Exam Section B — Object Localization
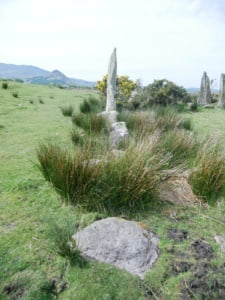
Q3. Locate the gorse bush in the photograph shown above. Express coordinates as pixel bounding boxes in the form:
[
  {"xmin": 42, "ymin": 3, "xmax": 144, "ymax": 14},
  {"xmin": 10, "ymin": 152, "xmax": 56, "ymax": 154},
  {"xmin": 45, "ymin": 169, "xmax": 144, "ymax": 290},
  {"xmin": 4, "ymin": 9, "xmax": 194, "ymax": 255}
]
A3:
[
  {"xmin": 72, "ymin": 113, "xmax": 107, "ymax": 134},
  {"xmin": 189, "ymin": 138, "xmax": 225, "ymax": 204},
  {"xmin": 37, "ymin": 136, "xmax": 169, "ymax": 212},
  {"xmin": 2, "ymin": 82, "xmax": 8, "ymax": 89},
  {"xmin": 80, "ymin": 96, "xmax": 102, "ymax": 114},
  {"xmin": 60, "ymin": 105, "xmax": 74, "ymax": 117}
]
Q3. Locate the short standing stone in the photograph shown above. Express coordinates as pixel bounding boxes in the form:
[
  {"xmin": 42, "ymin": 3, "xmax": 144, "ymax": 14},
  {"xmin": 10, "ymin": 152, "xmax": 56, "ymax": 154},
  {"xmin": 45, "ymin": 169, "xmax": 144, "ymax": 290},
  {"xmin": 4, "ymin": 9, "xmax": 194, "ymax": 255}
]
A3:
[
  {"xmin": 217, "ymin": 74, "xmax": 225, "ymax": 107},
  {"xmin": 72, "ymin": 217, "xmax": 159, "ymax": 278},
  {"xmin": 109, "ymin": 122, "xmax": 129, "ymax": 147},
  {"xmin": 198, "ymin": 72, "xmax": 212, "ymax": 105}
]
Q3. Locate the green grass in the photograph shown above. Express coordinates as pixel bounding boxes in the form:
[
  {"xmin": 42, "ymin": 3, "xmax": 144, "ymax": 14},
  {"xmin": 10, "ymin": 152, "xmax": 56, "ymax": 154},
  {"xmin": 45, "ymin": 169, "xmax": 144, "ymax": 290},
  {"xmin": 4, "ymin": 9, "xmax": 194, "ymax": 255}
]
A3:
[{"xmin": 1, "ymin": 81, "xmax": 225, "ymax": 299}]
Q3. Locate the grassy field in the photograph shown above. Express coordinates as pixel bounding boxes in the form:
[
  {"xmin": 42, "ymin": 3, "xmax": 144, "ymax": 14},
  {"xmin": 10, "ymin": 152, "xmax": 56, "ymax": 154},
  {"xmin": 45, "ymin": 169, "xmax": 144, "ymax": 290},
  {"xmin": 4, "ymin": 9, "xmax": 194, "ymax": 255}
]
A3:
[{"xmin": 1, "ymin": 81, "xmax": 225, "ymax": 299}]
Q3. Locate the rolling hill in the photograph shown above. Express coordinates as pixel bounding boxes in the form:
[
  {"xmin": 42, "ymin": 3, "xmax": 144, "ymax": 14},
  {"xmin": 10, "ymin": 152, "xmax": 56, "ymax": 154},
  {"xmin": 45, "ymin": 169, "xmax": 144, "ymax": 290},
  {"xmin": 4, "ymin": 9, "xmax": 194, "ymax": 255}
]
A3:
[{"xmin": 0, "ymin": 63, "xmax": 96, "ymax": 87}]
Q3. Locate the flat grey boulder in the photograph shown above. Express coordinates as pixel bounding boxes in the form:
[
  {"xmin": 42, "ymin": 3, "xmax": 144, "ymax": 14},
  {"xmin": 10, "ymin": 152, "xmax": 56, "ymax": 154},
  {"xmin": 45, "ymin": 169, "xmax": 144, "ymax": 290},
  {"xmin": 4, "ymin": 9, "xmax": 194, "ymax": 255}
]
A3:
[
  {"xmin": 214, "ymin": 235, "xmax": 225, "ymax": 252},
  {"xmin": 72, "ymin": 217, "xmax": 159, "ymax": 278}
]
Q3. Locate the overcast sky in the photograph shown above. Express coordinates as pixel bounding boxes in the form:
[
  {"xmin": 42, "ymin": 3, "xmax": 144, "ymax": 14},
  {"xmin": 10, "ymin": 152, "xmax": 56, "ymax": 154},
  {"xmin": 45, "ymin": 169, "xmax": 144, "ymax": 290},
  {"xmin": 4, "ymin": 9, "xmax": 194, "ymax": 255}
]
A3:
[{"xmin": 0, "ymin": 0, "xmax": 225, "ymax": 87}]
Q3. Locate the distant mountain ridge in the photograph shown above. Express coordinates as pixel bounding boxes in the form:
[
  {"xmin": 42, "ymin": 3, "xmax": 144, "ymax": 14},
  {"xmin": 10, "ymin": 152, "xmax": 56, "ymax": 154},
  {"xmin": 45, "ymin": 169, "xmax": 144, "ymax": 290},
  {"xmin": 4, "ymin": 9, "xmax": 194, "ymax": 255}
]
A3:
[{"xmin": 0, "ymin": 63, "xmax": 96, "ymax": 87}]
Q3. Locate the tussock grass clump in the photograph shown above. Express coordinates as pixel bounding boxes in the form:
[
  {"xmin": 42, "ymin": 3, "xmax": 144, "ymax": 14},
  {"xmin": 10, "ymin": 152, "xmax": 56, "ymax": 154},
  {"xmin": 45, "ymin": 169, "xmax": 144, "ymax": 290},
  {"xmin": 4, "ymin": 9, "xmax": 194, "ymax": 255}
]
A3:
[
  {"xmin": 2, "ymin": 82, "xmax": 8, "ymax": 89},
  {"xmin": 12, "ymin": 91, "xmax": 18, "ymax": 98},
  {"xmin": 72, "ymin": 113, "xmax": 107, "ymax": 134},
  {"xmin": 118, "ymin": 107, "xmax": 192, "ymax": 136},
  {"xmin": 37, "ymin": 137, "xmax": 168, "ymax": 212},
  {"xmin": 190, "ymin": 137, "xmax": 225, "ymax": 203},
  {"xmin": 80, "ymin": 96, "xmax": 102, "ymax": 114},
  {"xmin": 153, "ymin": 106, "xmax": 192, "ymax": 131},
  {"xmin": 161, "ymin": 129, "xmax": 197, "ymax": 166},
  {"xmin": 71, "ymin": 129, "xmax": 86, "ymax": 146},
  {"xmin": 45, "ymin": 218, "xmax": 86, "ymax": 266},
  {"xmin": 60, "ymin": 105, "xmax": 74, "ymax": 117},
  {"xmin": 118, "ymin": 110, "xmax": 155, "ymax": 134}
]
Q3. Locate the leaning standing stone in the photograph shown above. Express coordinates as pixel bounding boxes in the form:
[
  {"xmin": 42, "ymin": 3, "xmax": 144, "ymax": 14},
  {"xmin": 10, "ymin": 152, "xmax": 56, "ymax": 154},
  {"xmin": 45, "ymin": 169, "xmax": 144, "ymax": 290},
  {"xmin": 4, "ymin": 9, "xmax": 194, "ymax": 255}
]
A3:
[
  {"xmin": 72, "ymin": 217, "xmax": 159, "ymax": 279},
  {"xmin": 217, "ymin": 73, "xmax": 225, "ymax": 107},
  {"xmin": 198, "ymin": 72, "xmax": 212, "ymax": 105}
]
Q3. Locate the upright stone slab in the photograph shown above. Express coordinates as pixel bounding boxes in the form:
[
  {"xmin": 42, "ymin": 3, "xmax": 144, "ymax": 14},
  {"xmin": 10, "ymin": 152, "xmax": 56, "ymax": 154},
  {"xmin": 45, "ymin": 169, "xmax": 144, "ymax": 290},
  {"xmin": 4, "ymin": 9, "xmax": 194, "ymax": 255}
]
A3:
[
  {"xmin": 218, "ymin": 73, "xmax": 225, "ymax": 107},
  {"xmin": 106, "ymin": 48, "xmax": 117, "ymax": 112},
  {"xmin": 198, "ymin": 72, "xmax": 212, "ymax": 105}
]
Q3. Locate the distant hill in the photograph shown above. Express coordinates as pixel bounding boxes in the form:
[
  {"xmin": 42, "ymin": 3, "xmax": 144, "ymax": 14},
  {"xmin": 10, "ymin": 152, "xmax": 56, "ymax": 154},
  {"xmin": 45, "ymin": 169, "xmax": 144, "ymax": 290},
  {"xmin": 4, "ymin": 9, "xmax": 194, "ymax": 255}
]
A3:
[{"xmin": 0, "ymin": 63, "xmax": 96, "ymax": 87}]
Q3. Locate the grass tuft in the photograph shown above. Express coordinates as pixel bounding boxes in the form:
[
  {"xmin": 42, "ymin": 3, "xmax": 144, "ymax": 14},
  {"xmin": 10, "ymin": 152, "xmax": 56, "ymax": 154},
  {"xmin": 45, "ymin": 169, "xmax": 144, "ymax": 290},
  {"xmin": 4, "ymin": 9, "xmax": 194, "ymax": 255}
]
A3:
[
  {"xmin": 45, "ymin": 218, "xmax": 86, "ymax": 266},
  {"xmin": 79, "ymin": 96, "xmax": 102, "ymax": 114},
  {"xmin": 189, "ymin": 137, "xmax": 225, "ymax": 203},
  {"xmin": 72, "ymin": 113, "xmax": 107, "ymax": 134},
  {"xmin": 60, "ymin": 105, "xmax": 74, "ymax": 117}
]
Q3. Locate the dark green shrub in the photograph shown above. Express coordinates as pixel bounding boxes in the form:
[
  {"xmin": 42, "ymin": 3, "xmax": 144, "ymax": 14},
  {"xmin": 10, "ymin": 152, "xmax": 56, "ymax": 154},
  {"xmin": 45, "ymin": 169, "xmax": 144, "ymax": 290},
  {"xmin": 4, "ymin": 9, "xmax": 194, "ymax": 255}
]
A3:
[
  {"xmin": 12, "ymin": 92, "xmax": 18, "ymax": 98},
  {"xmin": 142, "ymin": 79, "xmax": 190, "ymax": 106},
  {"xmin": 2, "ymin": 82, "xmax": 8, "ymax": 89},
  {"xmin": 60, "ymin": 105, "xmax": 74, "ymax": 117}
]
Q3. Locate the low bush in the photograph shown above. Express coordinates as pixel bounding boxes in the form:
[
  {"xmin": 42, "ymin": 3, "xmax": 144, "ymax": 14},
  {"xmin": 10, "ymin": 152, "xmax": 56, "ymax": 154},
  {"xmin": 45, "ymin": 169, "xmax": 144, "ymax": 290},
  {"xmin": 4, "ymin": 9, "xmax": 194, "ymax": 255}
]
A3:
[
  {"xmin": 72, "ymin": 113, "xmax": 107, "ymax": 134},
  {"xmin": 189, "ymin": 138, "xmax": 225, "ymax": 204},
  {"xmin": 60, "ymin": 105, "xmax": 74, "ymax": 117},
  {"xmin": 2, "ymin": 82, "xmax": 8, "ymax": 89}
]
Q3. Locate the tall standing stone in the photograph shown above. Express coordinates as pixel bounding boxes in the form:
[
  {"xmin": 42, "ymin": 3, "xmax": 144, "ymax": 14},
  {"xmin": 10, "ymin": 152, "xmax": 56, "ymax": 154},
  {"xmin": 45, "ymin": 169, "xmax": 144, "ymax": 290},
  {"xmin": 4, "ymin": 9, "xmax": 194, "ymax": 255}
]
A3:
[
  {"xmin": 106, "ymin": 48, "xmax": 117, "ymax": 112},
  {"xmin": 198, "ymin": 72, "xmax": 212, "ymax": 105},
  {"xmin": 218, "ymin": 73, "xmax": 225, "ymax": 107}
]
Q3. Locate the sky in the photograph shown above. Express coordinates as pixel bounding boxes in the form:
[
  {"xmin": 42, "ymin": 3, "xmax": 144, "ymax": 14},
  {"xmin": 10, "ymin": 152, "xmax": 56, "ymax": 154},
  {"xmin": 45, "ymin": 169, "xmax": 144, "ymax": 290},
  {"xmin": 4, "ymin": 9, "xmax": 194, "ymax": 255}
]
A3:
[{"xmin": 0, "ymin": 0, "xmax": 225, "ymax": 88}]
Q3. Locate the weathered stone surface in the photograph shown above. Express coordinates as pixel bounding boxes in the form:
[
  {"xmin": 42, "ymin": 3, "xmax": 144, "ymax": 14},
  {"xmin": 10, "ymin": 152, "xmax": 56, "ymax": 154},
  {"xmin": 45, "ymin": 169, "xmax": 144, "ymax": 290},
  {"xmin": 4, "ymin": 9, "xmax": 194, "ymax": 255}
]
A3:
[
  {"xmin": 72, "ymin": 217, "xmax": 159, "ymax": 278},
  {"xmin": 106, "ymin": 48, "xmax": 117, "ymax": 112},
  {"xmin": 99, "ymin": 110, "xmax": 118, "ymax": 123},
  {"xmin": 198, "ymin": 72, "xmax": 212, "ymax": 105},
  {"xmin": 109, "ymin": 122, "xmax": 129, "ymax": 147},
  {"xmin": 158, "ymin": 171, "xmax": 200, "ymax": 206},
  {"xmin": 218, "ymin": 74, "xmax": 225, "ymax": 107},
  {"xmin": 214, "ymin": 235, "xmax": 225, "ymax": 252}
]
